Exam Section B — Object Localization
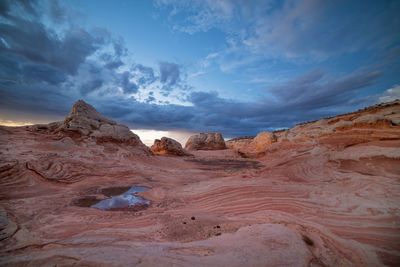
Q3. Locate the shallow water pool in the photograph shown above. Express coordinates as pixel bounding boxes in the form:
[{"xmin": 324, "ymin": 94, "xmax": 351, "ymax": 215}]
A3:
[{"xmin": 91, "ymin": 186, "xmax": 150, "ymax": 211}]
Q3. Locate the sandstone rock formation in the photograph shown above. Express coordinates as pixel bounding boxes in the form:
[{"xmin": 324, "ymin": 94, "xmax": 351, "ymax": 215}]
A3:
[
  {"xmin": 8, "ymin": 100, "xmax": 152, "ymax": 183},
  {"xmin": 286, "ymin": 101, "xmax": 399, "ymax": 139},
  {"xmin": 151, "ymin": 137, "xmax": 192, "ymax": 156},
  {"xmin": 26, "ymin": 100, "xmax": 151, "ymax": 155},
  {"xmin": 230, "ymin": 100, "xmax": 400, "ymax": 157},
  {"xmin": 57, "ymin": 100, "xmax": 145, "ymax": 146},
  {"xmin": 185, "ymin": 132, "xmax": 226, "ymax": 150},
  {"xmin": 64, "ymin": 99, "xmax": 116, "ymax": 135},
  {"xmin": 251, "ymin": 131, "xmax": 277, "ymax": 152},
  {"xmin": 227, "ymin": 131, "xmax": 277, "ymax": 157},
  {"xmin": 0, "ymin": 100, "xmax": 399, "ymax": 266},
  {"xmin": 225, "ymin": 136, "xmax": 254, "ymax": 151}
]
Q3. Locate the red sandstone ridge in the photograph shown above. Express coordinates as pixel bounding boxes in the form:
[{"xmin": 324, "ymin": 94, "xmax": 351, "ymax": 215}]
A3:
[
  {"xmin": 228, "ymin": 100, "xmax": 400, "ymax": 158},
  {"xmin": 0, "ymin": 100, "xmax": 400, "ymax": 266}
]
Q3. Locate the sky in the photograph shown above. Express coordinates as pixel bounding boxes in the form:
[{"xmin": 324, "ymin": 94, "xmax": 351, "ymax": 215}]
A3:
[{"xmin": 0, "ymin": 0, "xmax": 400, "ymax": 144}]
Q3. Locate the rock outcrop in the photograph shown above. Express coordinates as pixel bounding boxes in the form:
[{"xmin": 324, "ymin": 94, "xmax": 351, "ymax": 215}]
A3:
[
  {"xmin": 1, "ymin": 100, "xmax": 400, "ymax": 267},
  {"xmin": 58, "ymin": 100, "xmax": 141, "ymax": 144},
  {"xmin": 151, "ymin": 137, "xmax": 192, "ymax": 156},
  {"xmin": 226, "ymin": 136, "xmax": 253, "ymax": 151},
  {"xmin": 280, "ymin": 100, "xmax": 400, "ymax": 143},
  {"xmin": 251, "ymin": 131, "xmax": 277, "ymax": 153},
  {"xmin": 226, "ymin": 132, "xmax": 277, "ymax": 157},
  {"xmin": 185, "ymin": 133, "xmax": 226, "ymax": 150},
  {"xmin": 229, "ymin": 100, "xmax": 400, "ymax": 157},
  {"xmin": 26, "ymin": 100, "xmax": 151, "ymax": 156}
]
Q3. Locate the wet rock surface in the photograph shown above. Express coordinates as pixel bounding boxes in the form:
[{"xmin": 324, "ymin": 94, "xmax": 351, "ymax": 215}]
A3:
[
  {"xmin": 73, "ymin": 186, "xmax": 151, "ymax": 211},
  {"xmin": 73, "ymin": 196, "xmax": 102, "ymax": 208},
  {"xmin": 92, "ymin": 186, "xmax": 150, "ymax": 211}
]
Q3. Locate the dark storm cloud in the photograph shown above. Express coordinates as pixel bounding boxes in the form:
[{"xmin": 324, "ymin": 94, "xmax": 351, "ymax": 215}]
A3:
[
  {"xmin": 0, "ymin": 0, "xmax": 10, "ymax": 15},
  {"xmin": 0, "ymin": 68, "xmax": 381, "ymax": 137},
  {"xmin": 133, "ymin": 64, "xmax": 156, "ymax": 85},
  {"xmin": 270, "ymin": 70, "xmax": 381, "ymax": 110},
  {"xmin": 145, "ymin": 91, "xmax": 156, "ymax": 103},
  {"xmin": 0, "ymin": 0, "xmax": 39, "ymax": 17},
  {"xmin": 80, "ymin": 78, "xmax": 104, "ymax": 95},
  {"xmin": 48, "ymin": 0, "xmax": 67, "ymax": 24},
  {"xmin": 0, "ymin": 0, "xmax": 388, "ymax": 138},
  {"xmin": 98, "ymin": 38, "xmax": 126, "ymax": 70},
  {"xmin": 104, "ymin": 58, "xmax": 124, "ymax": 70},
  {"xmin": 188, "ymin": 91, "xmax": 221, "ymax": 107},
  {"xmin": 0, "ymin": 52, "xmax": 21, "ymax": 82},
  {"xmin": 1, "ymin": 18, "xmax": 58, "ymax": 63},
  {"xmin": 98, "ymin": 53, "xmax": 123, "ymax": 70},
  {"xmin": 98, "ymin": 98, "xmax": 195, "ymax": 129},
  {"xmin": 113, "ymin": 38, "xmax": 127, "ymax": 57},
  {"xmin": 22, "ymin": 63, "xmax": 67, "ymax": 85},
  {"xmin": 0, "ymin": 83, "xmax": 73, "ymax": 117},
  {"xmin": 159, "ymin": 61, "xmax": 180, "ymax": 86},
  {"xmin": 0, "ymin": 0, "xmax": 143, "ymax": 95},
  {"xmin": 120, "ymin": 71, "xmax": 139, "ymax": 94},
  {"xmin": 53, "ymin": 29, "xmax": 105, "ymax": 75},
  {"xmin": 171, "ymin": 68, "xmax": 382, "ymax": 136},
  {"xmin": 0, "ymin": 17, "xmax": 101, "ymax": 75}
]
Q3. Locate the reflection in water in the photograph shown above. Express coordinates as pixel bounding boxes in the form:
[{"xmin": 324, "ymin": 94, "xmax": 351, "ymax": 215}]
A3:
[{"xmin": 91, "ymin": 186, "xmax": 150, "ymax": 210}]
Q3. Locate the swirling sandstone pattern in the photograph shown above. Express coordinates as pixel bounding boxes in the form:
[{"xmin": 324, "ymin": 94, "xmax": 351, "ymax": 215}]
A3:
[{"xmin": 0, "ymin": 100, "xmax": 399, "ymax": 266}]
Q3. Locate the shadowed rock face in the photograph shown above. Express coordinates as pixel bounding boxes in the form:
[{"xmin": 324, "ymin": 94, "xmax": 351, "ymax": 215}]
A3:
[
  {"xmin": 185, "ymin": 133, "xmax": 226, "ymax": 150},
  {"xmin": 0, "ymin": 100, "xmax": 400, "ymax": 266},
  {"xmin": 151, "ymin": 137, "xmax": 192, "ymax": 156}
]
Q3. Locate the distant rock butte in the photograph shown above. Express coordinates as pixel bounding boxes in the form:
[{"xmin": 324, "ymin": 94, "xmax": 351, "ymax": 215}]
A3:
[
  {"xmin": 185, "ymin": 132, "xmax": 226, "ymax": 150},
  {"xmin": 151, "ymin": 137, "xmax": 192, "ymax": 156}
]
